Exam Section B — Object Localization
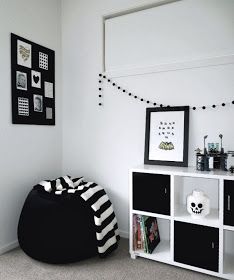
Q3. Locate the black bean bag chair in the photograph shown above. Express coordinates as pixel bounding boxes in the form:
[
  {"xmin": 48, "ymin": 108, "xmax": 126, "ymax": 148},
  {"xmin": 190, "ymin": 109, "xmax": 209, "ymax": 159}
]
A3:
[{"xmin": 18, "ymin": 186, "xmax": 98, "ymax": 264}]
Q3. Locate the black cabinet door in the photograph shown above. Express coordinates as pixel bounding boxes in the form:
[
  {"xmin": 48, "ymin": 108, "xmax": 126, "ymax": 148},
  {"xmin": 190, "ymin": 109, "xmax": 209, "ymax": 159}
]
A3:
[
  {"xmin": 224, "ymin": 180, "xmax": 234, "ymax": 226},
  {"xmin": 174, "ymin": 222, "xmax": 219, "ymax": 272},
  {"xmin": 132, "ymin": 172, "xmax": 170, "ymax": 215}
]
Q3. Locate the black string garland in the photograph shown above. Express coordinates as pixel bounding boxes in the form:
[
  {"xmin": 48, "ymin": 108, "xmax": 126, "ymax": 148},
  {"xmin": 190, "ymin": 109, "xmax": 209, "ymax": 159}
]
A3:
[
  {"xmin": 98, "ymin": 73, "xmax": 234, "ymax": 110},
  {"xmin": 98, "ymin": 74, "xmax": 103, "ymax": 106}
]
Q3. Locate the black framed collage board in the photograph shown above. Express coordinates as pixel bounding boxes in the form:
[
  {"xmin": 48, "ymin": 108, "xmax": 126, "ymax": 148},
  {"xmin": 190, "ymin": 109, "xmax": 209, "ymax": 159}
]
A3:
[{"xmin": 11, "ymin": 33, "xmax": 55, "ymax": 125}]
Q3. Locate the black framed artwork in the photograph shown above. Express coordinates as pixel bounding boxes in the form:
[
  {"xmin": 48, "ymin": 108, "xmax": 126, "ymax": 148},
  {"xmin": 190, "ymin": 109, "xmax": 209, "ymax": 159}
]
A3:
[
  {"xmin": 144, "ymin": 106, "xmax": 189, "ymax": 167},
  {"xmin": 11, "ymin": 33, "xmax": 55, "ymax": 125}
]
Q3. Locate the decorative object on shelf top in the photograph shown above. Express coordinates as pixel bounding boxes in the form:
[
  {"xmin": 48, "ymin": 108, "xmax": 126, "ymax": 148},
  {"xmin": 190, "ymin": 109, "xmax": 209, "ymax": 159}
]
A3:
[
  {"xmin": 228, "ymin": 151, "xmax": 234, "ymax": 157},
  {"xmin": 187, "ymin": 190, "xmax": 210, "ymax": 219},
  {"xmin": 203, "ymin": 135, "xmax": 208, "ymax": 155},
  {"xmin": 98, "ymin": 73, "xmax": 234, "ymax": 110},
  {"xmin": 229, "ymin": 166, "xmax": 234, "ymax": 174},
  {"xmin": 228, "ymin": 152, "xmax": 234, "ymax": 174},
  {"xmin": 195, "ymin": 134, "xmax": 230, "ymax": 172}
]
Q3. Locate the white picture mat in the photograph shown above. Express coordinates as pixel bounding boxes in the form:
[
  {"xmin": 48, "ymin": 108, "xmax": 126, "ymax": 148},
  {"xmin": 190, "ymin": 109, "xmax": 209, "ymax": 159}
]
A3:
[
  {"xmin": 148, "ymin": 111, "xmax": 185, "ymax": 162},
  {"xmin": 44, "ymin": 82, "xmax": 53, "ymax": 98}
]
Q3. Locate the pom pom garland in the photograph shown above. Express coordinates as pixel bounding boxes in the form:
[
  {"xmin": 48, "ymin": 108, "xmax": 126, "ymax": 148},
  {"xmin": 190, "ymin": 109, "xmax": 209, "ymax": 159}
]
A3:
[{"xmin": 98, "ymin": 73, "xmax": 233, "ymax": 110}]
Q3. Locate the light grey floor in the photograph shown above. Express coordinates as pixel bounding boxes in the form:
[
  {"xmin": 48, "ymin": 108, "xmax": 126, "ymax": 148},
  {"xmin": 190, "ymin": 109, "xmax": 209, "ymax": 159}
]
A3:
[{"xmin": 0, "ymin": 239, "xmax": 219, "ymax": 280}]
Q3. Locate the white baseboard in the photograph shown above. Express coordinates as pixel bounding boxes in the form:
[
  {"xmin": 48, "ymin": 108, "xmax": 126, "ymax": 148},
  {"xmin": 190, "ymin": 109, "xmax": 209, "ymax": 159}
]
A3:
[
  {"xmin": 0, "ymin": 240, "xmax": 19, "ymax": 255},
  {"xmin": 119, "ymin": 229, "xmax": 129, "ymax": 239}
]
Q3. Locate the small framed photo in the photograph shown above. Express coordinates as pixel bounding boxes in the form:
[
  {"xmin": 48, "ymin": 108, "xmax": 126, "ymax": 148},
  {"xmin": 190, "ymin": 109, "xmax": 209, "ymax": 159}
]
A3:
[
  {"xmin": 17, "ymin": 40, "xmax": 32, "ymax": 68},
  {"xmin": 33, "ymin": 95, "xmax": 43, "ymax": 112},
  {"xmin": 144, "ymin": 106, "xmax": 189, "ymax": 167},
  {"xmin": 44, "ymin": 81, "xmax": 53, "ymax": 98},
  {"xmin": 46, "ymin": 107, "xmax": 53, "ymax": 119},
  {"xmin": 31, "ymin": 70, "xmax": 41, "ymax": 88},
  {"xmin": 16, "ymin": 71, "xmax": 27, "ymax": 91}
]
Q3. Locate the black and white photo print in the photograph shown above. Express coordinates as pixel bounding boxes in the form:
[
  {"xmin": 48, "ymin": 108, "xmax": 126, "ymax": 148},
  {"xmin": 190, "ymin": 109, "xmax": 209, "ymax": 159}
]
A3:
[
  {"xmin": 11, "ymin": 33, "xmax": 55, "ymax": 125},
  {"xmin": 46, "ymin": 107, "xmax": 53, "ymax": 119},
  {"xmin": 16, "ymin": 71, "xmax": 27, "ymax": 91},
  {"xmin": 144, "ymin": 106, "xmax": 189, "ymax": 167},
  {"xmin": 33, "ymin": 95, "xmax": 43, "ymax": 112}
]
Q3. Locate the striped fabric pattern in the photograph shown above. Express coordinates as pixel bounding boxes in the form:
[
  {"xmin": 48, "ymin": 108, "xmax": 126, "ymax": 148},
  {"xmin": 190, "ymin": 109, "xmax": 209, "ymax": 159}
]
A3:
[
  {"xmin": 77, "ymin": 181, "xmax": 120, "ymax": 256},
  {"xmin": 38, "ymin": 176, "xmax": 120, "ymax": 257}
]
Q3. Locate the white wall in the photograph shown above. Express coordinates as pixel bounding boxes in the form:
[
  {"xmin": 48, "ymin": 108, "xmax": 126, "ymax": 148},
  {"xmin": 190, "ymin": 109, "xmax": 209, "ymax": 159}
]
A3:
[
  {"xmin": 62, "ymin": 0, "xmax": 234, "ymax": 237},
  {"xmin": 0, "ymin": 0, "xmax": 62, "ymax": 252},
  {"xmin": 61, "ymin": 0, "xmax": 234, "ymax": 237},
  {"xmin": 105, "ymin": 0, "xmax": 234, "ymax": 71}
]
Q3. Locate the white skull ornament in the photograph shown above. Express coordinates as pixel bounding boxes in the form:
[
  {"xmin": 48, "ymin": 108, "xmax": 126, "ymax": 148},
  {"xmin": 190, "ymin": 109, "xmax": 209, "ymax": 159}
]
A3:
[{"xmin": 187, "ymin": 190, "xmax": 210, "ymax": 219}]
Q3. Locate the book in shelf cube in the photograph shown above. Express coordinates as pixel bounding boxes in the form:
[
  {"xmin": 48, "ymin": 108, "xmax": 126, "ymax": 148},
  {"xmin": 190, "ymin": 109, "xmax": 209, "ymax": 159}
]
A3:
[{"xmin": 133, "ymin": 214, "xmax": 160, "ymax": 254}]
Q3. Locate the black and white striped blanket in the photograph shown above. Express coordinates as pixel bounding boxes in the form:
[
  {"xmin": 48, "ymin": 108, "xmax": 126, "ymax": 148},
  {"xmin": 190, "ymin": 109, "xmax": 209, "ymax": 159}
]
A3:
[{"xmin": 38, "ymin": 175, "xmax": 120, "ymax": 257}]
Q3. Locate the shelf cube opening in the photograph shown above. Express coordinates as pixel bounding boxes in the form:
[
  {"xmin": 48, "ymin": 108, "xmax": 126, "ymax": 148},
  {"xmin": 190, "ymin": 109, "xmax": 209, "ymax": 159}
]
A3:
[
  {"xmin": 223, "ymin": 229, "xmax": 234, "ymax": 276},
  {"xmin": 174, "ymin": 176, "xmax": 219, "ymax": 223},
  {"xmin": 132, "ymin": 215, "xmax": 170, "ymax": 258}
]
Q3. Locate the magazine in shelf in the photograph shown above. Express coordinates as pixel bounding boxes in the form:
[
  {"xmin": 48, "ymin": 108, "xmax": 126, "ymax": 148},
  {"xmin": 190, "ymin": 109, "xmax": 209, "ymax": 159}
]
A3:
[
  {"xmin": 144, "ymin": 216, "xmax": 160, "ymax": 254},
  {"xmin": 133, "ymin": 214, "xmax": 160, "ymax": 254}
]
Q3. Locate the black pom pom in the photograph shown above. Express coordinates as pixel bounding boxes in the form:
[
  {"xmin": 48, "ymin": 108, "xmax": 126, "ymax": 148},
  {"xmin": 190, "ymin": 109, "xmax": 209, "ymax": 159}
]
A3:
[
  {"xmin": 167, "ymin": 105, "xmax": 170, "ymax": 108},
  {"xmin": 118, "ymin": 86, "xmax": 121, "ymax": 90},
  {"xmin": 103, "ymin": 76, "xmax": 106, "ymax": 79},
  {"xmin": 99, "ymin": 80, "xmax": 102, "ymax": 83},
  {"xmin": 147, "ymin": 101, "xmax": 150, "ymax": 104},
  {"xmin": 193, "ymin": 107, "xmax": 196, "ymax": 110},
  {"xmin": 141, "ymin": 98, "xmax": 143, "ymax": 101},
  {"xmin": 108, "ymin": 79, "xmax": 111, "ymax": 82},
  {"xmin": 99, "ymin": 95, "xmax": 102, "ymax": 98},
  {"xmin": 222, "ymin": 103, "xmax": 225, "ymax": 106},
  {"xmin": 123, "ymin": 89, "xmax": 126, "ymax": 92},
  {"xmin": 98, "ymin": 103, "xmax": 102, "ymax": 106},
  {"xmin": 99, "ymin": 88, "xmax": 102, "ymax": 91},
  {"xmin": 160, "ymin": 104, "xmax": 163, "ymax": 107},
  {"xmin": 134, "ymin": 96, "xmax": 137, "ymax": 99},
  {"xmin": 99, "ymin": 74, "xmax": 102, "ymax": 77},
  {"xmin": 128, "ymin": 93, "xmax": 132, "ymax": 96},
  {"xmin": 212, "ymin": 105, "xmax": 216, "ymax": 108},
  {"xmin": 112, "ymin": 83, "xmax": 116, "ymax": 86},
  {"xmin": 153, "ymin": 103, "xmax": 156, "ymax": 106},
  {"xmin": 232, "ymin": 101, "xmax": 234, "ymax": 104},
  {"xmin": 202, "ymin": 106, "xmax": 206, "ymax": 110}
]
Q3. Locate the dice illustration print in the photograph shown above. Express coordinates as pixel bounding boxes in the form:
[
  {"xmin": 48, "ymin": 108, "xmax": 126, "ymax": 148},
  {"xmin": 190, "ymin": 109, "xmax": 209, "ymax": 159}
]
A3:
[{"xmin": 39, "ymin": 52, "xmax": 48, "ymax": 70}]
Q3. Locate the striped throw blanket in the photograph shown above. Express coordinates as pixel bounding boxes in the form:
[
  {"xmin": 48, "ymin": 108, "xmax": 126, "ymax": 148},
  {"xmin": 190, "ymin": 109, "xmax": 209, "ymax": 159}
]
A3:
[{"xmin": 38, "ymin": 176, "xmax": 120, "ymax": 257}]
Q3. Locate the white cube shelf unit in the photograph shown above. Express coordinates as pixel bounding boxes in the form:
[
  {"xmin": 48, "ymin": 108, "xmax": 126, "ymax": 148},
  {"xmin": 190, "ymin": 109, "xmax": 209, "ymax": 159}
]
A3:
[{"xmin": 129, "ymin": 165, "xmax": 234, "ymax": 280}]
